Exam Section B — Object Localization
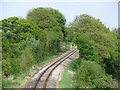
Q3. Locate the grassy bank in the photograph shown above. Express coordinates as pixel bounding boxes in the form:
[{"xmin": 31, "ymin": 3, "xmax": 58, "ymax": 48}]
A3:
[{"xmin": 58, "ymin": 62, "xmax": 76, "ymax": 88}]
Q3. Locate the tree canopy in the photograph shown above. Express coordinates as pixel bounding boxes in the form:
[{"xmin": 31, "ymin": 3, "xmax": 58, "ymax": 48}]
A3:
[
  {"xmin": 46, "ymin": 8, "xmax": 66, "ymax": 40},
  {"xmin": 27, "ymin": 8, "xmax": 66, "ymax": 41},
  {"xmin": 2, "ymin": 8, "xmax": 67, "ymax": 80},
  {"xmin": 27, "ymin": 8, "xmax": 60, "ymax": 31},
  {"xmin": 71, "ymin": 14, "xmax": 118, "ymax": 65},
  {"xmin": 69, "ymin": 14, "xmax": 119, "ymax": 88}
]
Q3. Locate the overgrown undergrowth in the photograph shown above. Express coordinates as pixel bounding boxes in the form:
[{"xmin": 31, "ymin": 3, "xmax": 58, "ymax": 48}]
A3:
[
  {"xmin": 2, "ymin": 42, "xmax": 72, "ymax": 88},
  {"xmin": 3, "ymin": 48, "xmax": 70, "ymax": 88}
]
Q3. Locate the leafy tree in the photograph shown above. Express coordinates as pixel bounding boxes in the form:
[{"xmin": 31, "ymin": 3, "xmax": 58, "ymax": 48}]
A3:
[
  {"xmin": 70, "ymin": 14, "xmax": 119, "ymax": 88},
  {"xmin": 65, "ymin": 27, "xmax": 74, "ymax": 42},
  {"xmin": 70, "ymin": 14, "xmax": 118, "ymax": 78},
  {"xmin": 27, "ymin": 8, "xmax": 61, "ymax": 32},
  {"xmin": 74, "ymin": 33, "xmax": 99, "ymax": 62},
  {"xmin": 2, "ymin": 17, "xmax": 47, "ymax": 77},
  {"xmin": 2, "ymin": 17, "xmax": 43, "ymax": 59},
  {"xmin": 27, "ymin": 7, "xmax": 64, "ymax": 51},
  {"xmin": 2, "ymin": 11, "xmax": 66, "ymax": 80},
  {"xmin": 0, "ymin": 20, "xmax": 2, "ymax": 29},
  {"xmin": 46, "ymin": 8, "xmax": 66, "ymax": 40},
  {"xmin": 73, "ymin": 60, "xmax": 117, "ymax": 88}
]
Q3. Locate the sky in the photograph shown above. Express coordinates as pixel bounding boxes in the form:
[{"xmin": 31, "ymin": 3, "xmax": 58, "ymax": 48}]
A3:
[
  {"xmin": 118, "ymin": 2, "xmax": 120, "ymax": 28},
  {"xmin": 0, "ymin": 0, "xmax": 119, "ymax": 29}
]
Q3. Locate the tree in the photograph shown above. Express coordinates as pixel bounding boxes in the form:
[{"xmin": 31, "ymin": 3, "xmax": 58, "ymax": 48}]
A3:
[
  {"xmin": 27, "ymin": 7, "xmax": 64, "ymax": 51},
  {"xmin": 75, "ymin": 60, "xmax": 117, "ymax": 88},
  {"xmin": 65, "ymin": 27, "xmax": 74, "ymax": 42},
  {"xmin": 27, "ymin": 8, "xmax": 61, "ymax": 31},
  {"xmin": 2, "ymin": 17, "xmax": 47, "ymax": 77},
  {"xmin": 46, "ymin": 8, "xmax": 66, "ymax": 40},
  {"xmin": 74, "ymin": 33, "xmax": 99, "ymax": 62},
  {"xmin": 2, "ymin": 17, "xmax": 42, "ymax": 41},
  {"xmin": 70, "ymin": 14, "xmax": 119, "ymax": 82},
  {"xmin": 2, "ymin": 17, "xmax": 46, "ymax": 59}
]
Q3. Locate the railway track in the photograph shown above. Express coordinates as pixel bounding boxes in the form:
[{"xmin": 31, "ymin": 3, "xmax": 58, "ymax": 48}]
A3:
[{"xmin": 25, "ymin": 48, "xmax": 78, "ymax": 89}]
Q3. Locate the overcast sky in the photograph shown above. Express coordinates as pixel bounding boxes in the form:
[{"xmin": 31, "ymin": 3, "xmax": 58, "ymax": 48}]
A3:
[{"xmin": 0, "ymin": 0, "xmax": 119, "ymax": 29}]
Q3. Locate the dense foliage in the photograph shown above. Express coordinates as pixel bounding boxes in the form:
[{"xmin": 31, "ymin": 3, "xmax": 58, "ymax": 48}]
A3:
[
  {"xmin": 75, "ymin": 60, "xmax": 117, "ymax": 88},
  {"xmin": 26, "ymin": 7, "xmax": 66, "ymax": 51},
  {"xmin": 70, "ymin": 14, "xmax": 119, "ymax": 88},
  {"xmin": 1, "ymin": 7, "xmax": 119, "ymax": 88},
  {"xmin": 46, "ymin": 8, "xmax": 66, "ymax": 40},
  {"xmin": 2, "ymin": 7, "xmax": 68, "ymax": 88},
  {"xmin": 2, "ymin": 17, "xmax": 44, "ymax": 76},
  {"xmin": 0, "ymin": 32, "xmax": 1, "ymax": 88}
]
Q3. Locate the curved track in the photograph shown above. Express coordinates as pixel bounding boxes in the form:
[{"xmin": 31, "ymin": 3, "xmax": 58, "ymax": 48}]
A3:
[{"xmin": 25, "ymin": 48, "xmax": 78, "ymax": 89}]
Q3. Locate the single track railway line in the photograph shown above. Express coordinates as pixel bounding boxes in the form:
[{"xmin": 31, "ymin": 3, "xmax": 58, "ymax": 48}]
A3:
[{"xmin": 24, "ymin": 48, "xmax": 78, "ymax": 89}]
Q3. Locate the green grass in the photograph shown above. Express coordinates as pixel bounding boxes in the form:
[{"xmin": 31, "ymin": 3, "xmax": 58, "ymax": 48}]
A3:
[{"xmin": 58, "ymin": 65, "xmax": 76, "ymax": 88}]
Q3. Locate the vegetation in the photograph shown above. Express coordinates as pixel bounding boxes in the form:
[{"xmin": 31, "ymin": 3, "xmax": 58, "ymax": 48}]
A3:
[
  {"xmin": 75, "ymin": 60, "xmax": 118, "ymax": 88},
  {"xmin": 0, "ymin": 60, "xmax": 1, "ymax": 86},
  {"xmin": 67, "ymin": 14, "xmax": 119, "ymax": 88},
  {"xmin": 46, "ymin": 8, "xmax": 66, "ymax": 41},
  {"xmin": 27, "ymin": 7, "xmax": 65, "ymax": 51},
  {"xmin": 1, "ymin": 6, "xmax": 119, "ymax": 89},
  {"xmin": 0, "ymin": 30, "xmax": 2, "ymax": 89},
  {"xmin": 1, "ymin": 7, "xmax": 71, "ymax": 88},
  {"xmin": 58, "ymin": 65, "xmax": 75, "ymax": 88}
]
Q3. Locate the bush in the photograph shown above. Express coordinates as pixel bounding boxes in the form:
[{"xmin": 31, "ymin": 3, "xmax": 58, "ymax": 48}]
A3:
[
  {"xmin": 69, "ymin": 58, "xmax": 81, "ymax": 71},
  {"xmin": 74, "ymin": 33, "xmax": 99, "ymax": 62},
  {"xmin": 74, "ymin": 60, "xmax": 116, "ymax": 88},
  {"xmin": 2, "ymin": 59, "xmax": 12, "ymax": 76},
  {"xmin": 2, "ymin": 58, "xmax": 21, "ymax": 76},
  {"xmin": 20, "ymin": 47, "xmax": 35, "ymax": 69},
  {"xmin": 93, "ymin": 75, "xmax": 117, "ymax": 88}
]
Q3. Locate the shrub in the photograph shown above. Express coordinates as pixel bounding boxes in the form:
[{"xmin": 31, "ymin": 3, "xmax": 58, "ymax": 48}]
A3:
[
  {"xmin": 74, "ymin": 60, "xmax": 115, "ymax": 88},
  {"xmin": 20, "ymin": 47, "xmax": 35, "ymax": 71}
]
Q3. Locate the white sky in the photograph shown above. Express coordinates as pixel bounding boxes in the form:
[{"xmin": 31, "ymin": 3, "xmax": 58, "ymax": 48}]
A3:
[
  {"xmin": 0, "ymin": 0, "xmax": 119, "ymax": 2},
  {"xmin": 0, "ymin": 0, "xmax": 119, "ymax": 29}
]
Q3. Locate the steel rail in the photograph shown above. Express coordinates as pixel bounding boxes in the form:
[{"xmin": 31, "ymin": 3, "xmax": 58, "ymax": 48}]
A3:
[{"xmin": 30, "ymin": 48, "xmax": 77, "ymax": 89}]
